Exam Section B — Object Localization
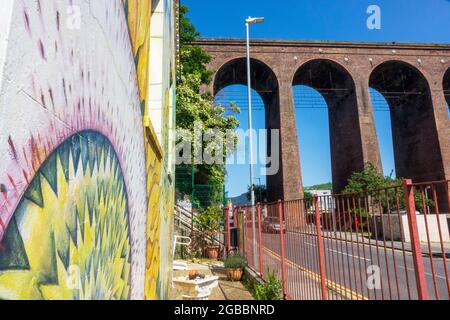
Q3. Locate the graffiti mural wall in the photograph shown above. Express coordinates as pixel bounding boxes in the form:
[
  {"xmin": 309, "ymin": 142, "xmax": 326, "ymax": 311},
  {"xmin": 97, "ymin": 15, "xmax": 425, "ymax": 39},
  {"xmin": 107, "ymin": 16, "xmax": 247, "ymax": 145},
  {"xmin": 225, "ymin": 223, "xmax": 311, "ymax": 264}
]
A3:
[
  {"xmin": 123, "ymin": 0, "xmax": 177, "ymax": 300},
  {"xmin": 0, "ymin": 131, "xmax": 133, "ymax": 299},
  {"xmin": 0, "ymin": 0, "xmax": 171, "ymax": 299}
]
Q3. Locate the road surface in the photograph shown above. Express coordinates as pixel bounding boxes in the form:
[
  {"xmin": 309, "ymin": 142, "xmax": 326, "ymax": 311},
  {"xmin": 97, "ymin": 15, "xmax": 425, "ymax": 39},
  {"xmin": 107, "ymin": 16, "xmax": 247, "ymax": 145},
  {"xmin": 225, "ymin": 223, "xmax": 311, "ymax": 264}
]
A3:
[{"xmin": 249, "ymin": 229, "xmax": 449, "ymax": 300}]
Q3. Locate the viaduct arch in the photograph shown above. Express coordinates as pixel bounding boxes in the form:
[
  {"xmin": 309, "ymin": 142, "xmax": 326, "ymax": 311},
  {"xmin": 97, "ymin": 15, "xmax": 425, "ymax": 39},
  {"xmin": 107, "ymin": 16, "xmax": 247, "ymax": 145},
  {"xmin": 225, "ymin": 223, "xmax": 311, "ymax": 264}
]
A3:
[
  {"xmin": 198, "ymin": 39, "xmax": 450, "ymax": 202},
  {"xmin": 369, "ymin": 61, "xmax": 444, "ymax": 182},
  {"xmin": 444, "ymin": 68, "xmax": 450, "ymax": 108},
  {"xmin": 214, "ymin": 58, "xmax": 288, "ymax": 200}
]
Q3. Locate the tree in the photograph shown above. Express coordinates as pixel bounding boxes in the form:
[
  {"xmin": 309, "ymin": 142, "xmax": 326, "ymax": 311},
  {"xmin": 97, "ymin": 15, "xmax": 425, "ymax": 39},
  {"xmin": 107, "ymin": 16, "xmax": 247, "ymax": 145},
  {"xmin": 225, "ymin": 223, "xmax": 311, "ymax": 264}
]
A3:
[
  {"xmin": 175, "ymin": 5, "xmax": 240, "ymax": 209},
  {"xmin": 194, "ymin": 207, "xmax": 223, "ymax": 233},
  {"xmin": 305, "ymin": 182, "xmax": 332, "ymax": 191},
  {"xmin": 303, "ymin": 191, "xmax": 314, "ymax": 203},
  {"xmin": 179, "ymin": 5, "xmax": 213, "ymax": 85},
  {"xmin": 176, "ymin": 72, "xmax": 239, "ymax": 209},
  {"xmin": 246, "ymin": 184, "xmax": 268, "ymax": 204},
  {"xmin": 343, "ymin": 163, "xmax": 432, "ymax": 214},
  {"xmin": 343, "ymin": 163, "xmax": 395, "ymax": 194}
]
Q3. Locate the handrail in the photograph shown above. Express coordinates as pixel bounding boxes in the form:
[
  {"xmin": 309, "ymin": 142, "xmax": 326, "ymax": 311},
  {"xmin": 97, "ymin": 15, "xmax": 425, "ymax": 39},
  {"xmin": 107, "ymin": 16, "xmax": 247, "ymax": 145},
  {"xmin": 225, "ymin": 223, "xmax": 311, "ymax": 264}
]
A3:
[{"xmin": 174, "ymin": 205, "xmax": 225, "ymax": 247}]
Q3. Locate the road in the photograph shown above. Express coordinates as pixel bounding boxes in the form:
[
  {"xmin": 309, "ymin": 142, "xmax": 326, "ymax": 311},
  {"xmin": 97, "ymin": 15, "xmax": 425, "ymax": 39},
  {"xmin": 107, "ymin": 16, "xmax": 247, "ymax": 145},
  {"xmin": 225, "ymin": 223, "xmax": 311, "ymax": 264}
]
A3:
[{"xmin": 254, "ymin": 230, "xmax": 450, "ymax": 300}]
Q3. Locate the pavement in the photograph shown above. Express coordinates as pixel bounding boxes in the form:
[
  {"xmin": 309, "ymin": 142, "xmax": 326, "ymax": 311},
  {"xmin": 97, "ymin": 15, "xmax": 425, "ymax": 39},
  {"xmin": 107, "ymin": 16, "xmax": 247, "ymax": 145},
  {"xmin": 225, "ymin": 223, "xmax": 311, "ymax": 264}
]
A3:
[{"xmin": 170, "ymin": 260, "xmax": 254, "ymax": 300}]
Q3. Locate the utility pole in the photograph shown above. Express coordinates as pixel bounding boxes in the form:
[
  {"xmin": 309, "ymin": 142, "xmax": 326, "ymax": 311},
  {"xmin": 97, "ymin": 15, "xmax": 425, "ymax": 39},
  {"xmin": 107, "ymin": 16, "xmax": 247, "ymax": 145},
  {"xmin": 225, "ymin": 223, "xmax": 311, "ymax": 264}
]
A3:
[{"xmin": 245, "ymin": 16, "xmax": 264, "ymax": 269}]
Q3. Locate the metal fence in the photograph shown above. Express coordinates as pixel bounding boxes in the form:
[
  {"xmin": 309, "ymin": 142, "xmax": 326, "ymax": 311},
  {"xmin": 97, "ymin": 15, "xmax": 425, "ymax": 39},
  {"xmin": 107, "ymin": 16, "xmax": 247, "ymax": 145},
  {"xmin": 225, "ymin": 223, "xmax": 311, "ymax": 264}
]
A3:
[{"xmin": 227, "ymin": 179, "xmax": 450, "ymax": 300}]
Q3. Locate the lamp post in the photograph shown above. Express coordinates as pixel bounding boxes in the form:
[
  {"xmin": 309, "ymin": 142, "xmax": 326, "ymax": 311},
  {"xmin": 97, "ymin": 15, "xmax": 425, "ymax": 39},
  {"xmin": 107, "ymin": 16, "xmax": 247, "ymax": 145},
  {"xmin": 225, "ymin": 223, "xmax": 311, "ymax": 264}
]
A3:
[{"xmin": 245, "ymin": 16, "xmax": 264, "ymax": 268}]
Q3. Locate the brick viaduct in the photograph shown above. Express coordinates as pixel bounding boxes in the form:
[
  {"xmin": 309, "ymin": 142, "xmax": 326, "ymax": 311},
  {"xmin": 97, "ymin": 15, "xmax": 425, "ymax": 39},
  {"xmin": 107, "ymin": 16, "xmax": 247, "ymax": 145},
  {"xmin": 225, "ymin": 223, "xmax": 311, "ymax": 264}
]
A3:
[{"xmin": 194, "ymin": 38, "xmax": 450, "ymax": 203}]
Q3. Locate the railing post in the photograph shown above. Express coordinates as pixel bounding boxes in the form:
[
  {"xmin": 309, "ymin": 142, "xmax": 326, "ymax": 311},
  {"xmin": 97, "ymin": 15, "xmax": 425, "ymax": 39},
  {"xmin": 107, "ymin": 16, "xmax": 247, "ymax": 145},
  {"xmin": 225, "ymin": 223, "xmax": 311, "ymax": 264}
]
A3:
[
  {"xmin": 257, "ymin": 203, "xmax": 263, "ymax": 276},
  {"xmin": 225, "ymin": 206, "xmax": 231, "ymax": 256},
  {"xmin": 190, "ymin": 207, "xmax": 194, "ymax": 235},
  {"xmin": 314, "ymin": 195, "xmax": 328, "ymax": 300},
  {"xmin": 403, "ymin": 179, "xmax": 429, "ymax": 300},
  {"xmin": 446, "ymin": 182, "xmax": 450, "ymax": 216},
  {"xmin": 278, "ymin": 200, "xmax": 288, "ymax": 299},
  {"xmin": 244, "ymin": 208, "xmax": 248, "ymax": 259}
]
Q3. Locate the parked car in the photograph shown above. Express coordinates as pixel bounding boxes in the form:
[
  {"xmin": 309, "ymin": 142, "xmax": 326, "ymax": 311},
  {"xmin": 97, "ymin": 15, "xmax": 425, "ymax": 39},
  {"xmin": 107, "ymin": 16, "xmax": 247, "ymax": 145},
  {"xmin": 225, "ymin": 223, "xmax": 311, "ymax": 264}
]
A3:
[
  {"xmin": 262, "ymin": 216, "xmax": 286, "ymax": 234},
  {"xmin": 391, "ymin": 210, "xmax": 421, "ymax": 215}
]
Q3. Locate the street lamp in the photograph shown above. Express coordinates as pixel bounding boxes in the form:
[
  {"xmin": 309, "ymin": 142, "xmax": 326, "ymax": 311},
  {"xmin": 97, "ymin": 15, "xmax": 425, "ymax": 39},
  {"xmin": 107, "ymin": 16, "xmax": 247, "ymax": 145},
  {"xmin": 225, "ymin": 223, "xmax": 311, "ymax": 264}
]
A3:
[{"xmin": 245, "ymin": 16, "xmax": 264, "ymax": 270}]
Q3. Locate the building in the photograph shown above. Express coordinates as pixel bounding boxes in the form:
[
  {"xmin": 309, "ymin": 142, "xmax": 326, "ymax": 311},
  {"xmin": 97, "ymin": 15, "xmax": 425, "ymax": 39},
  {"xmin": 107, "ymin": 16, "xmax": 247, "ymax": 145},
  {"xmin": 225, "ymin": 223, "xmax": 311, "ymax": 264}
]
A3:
[
  {"xmin": 0, "ymin": 0, "xmax": 178, "ymax": 300},
  {"xmin": 308, "ymin": 190, "xmax": 332, "ymax": 197}
]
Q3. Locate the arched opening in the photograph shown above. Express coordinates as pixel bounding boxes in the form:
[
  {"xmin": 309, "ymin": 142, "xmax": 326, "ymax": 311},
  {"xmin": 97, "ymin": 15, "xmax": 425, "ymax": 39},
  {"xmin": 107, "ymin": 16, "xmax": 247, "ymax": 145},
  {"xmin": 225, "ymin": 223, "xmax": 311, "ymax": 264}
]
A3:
[
  {"xmin": 213, "ymin": 58, "xmax": 283, "ymax": 201},
  {"xmin": 293, "ymin": 59, "xmax": 363, "ymax": 193},
  {"xmin": 215, "ymin": 85, "xmax": 267, "ymax": 201},
  {"xmin": 369, "ymin": 61, "xmax": 445, "ymax": 182},
  {"xmin": 292, "ymin": 85, "xmax": 331, "ymax": 190},
  {"xmin": 444, "ymin": 68, "xmax": 450, "ymax": 117},
  {"xmin": 369, "ymin": 88, "xmax": 396, "ymax": 178}
]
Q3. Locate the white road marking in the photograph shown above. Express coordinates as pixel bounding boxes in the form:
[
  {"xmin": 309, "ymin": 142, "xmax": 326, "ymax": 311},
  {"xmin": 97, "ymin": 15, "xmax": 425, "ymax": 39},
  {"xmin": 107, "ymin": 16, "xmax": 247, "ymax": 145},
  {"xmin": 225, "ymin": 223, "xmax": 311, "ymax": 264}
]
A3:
[
  {"xmin": 304, "ymin": 240, "xmax": 371, "ymax": 262},
  {"xmin": 327, "ymin": 248, "xmax": 371, "ymax": 262},
  {"xmin": 398, "ymin": 265, "xmax": 447, "ymax": 280}
]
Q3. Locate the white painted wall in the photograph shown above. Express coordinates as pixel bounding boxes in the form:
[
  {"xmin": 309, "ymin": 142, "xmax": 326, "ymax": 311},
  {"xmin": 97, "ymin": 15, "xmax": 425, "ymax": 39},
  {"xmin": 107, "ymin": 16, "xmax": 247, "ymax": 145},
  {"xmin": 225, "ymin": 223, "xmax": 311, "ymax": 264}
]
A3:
[
  {"xmin": 0, "ymin": 0, "xmax": 15, "ymax": 95},
  {"xmin": 402, "ymin": 214, "xmax": 450, "ymax": 243},
  {"xmin": 148, "ymin": 0, "xmax": 165, "ymax": 143}
]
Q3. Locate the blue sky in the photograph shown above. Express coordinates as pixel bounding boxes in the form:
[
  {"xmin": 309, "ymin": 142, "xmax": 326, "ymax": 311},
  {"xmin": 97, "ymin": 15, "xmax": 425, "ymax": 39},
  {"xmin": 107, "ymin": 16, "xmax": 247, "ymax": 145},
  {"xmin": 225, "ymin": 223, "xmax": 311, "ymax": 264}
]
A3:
[{"xmin": 183, "ymin": 0, "xmax": 450, "ymax": 197}]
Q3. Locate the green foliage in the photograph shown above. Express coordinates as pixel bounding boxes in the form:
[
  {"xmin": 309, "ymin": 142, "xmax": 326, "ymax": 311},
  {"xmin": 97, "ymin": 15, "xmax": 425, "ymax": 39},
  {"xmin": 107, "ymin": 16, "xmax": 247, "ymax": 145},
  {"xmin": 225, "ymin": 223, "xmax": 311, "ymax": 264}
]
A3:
[
  {"xmin": 305, "ymin": 182, "xmax": 332, "ymax": 191},
  {"xmin": 175, "ymin": 5, "xmax": 240, "ymax": 209},
  {"xmin": 343, "ymin": 163, "xmax": 395, "ymax": 194},
  {"xmin": 180, "ymin": 44, "xmax": 213, "ymax": 85},
  {"xmin": 246, "ymin": 184, "xmax": 268, "ymax": 203},
  {"xmin": 343, "ymin": 163, "xmax": 433, "ymax": 214},
  {"xmin": 179, "ymin": 5, "xmax": 199, "ymax": 43},
  {"xmin": 176, "ymin": 73, "xmax": 240, "ymax": 208},
  {"xmin": 253, "ymin": 272, "xmax": 283, "ymax": 300},
  {"xmin": 193, "ymin": 207, "xmax": 223, "ymax": 233},
  {"xmin": 194, "ymin": 183, "xmax": 225, "ymax": 211},
  {"xmin": 223, "ymin": 255, "xmax": 247, "ymax": 269},
  {"xmin": 179, "ymin": 5, "xmax": 213, "ymax": 85},
  {"xmin": 176, "ymin": 73, "xmax": 240, "ymax": 134},
  {"xmin": 303, "ymin": 191, "xmax": 314, "ymax": 203}
]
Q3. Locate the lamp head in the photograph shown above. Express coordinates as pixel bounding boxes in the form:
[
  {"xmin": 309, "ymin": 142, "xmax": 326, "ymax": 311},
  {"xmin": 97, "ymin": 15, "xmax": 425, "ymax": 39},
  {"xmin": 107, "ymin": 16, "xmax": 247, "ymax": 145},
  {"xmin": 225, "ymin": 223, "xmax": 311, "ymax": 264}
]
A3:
[{"xmin": 246, "ymin": 17, "xmax": 265, "ymax": 25}]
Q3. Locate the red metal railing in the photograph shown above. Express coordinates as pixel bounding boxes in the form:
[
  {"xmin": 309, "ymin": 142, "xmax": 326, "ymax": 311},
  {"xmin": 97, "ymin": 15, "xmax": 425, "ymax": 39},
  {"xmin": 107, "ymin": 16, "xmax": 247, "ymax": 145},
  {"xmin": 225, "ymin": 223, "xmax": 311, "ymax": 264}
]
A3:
[{"xmin": 233, "ymin": 179, "xmax": 450, "ymax": 300}]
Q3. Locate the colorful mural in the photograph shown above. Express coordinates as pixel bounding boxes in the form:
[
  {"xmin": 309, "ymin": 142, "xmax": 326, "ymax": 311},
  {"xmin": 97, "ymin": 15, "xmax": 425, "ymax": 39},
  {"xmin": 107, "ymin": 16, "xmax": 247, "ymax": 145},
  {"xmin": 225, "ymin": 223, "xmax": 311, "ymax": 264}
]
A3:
[
  {"xmin": 123, "ymin": 0, "xmax": 177, "ymax": 300},
  {"xmin": 0, "ymin": 131, "xmax": 131, "ymax": 300},
  {"xmin": 122, "ymin": 0, "xmax": 151, "ymax": 115},
  {"xmin": 121, "ymin": 4, "xmax": 159, "ymax": 298},
  {"xmin": 0, "ymin": 0, "xmax": 150, "ymax": 299},
  {"xmin": 0, "ymin": 0, "xmax": 177, "ymax": 301}
]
